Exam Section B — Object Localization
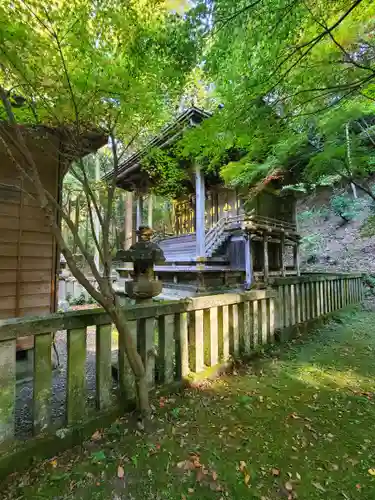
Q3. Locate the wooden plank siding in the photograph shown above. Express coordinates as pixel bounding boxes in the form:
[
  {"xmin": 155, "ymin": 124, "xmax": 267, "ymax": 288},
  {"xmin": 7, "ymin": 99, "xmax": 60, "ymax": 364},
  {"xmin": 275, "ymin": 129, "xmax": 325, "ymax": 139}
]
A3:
[{"xmin": 0, "ymin": 134, "xmax": 60, "ymax": 346}]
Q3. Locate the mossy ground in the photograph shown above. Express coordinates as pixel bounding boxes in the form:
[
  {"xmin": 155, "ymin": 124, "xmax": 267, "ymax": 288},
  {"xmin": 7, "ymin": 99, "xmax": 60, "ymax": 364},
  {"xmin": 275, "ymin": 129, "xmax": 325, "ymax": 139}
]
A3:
[{"xmin": 3, "ymin": 309, "xmax": 375, "ymax": 499}]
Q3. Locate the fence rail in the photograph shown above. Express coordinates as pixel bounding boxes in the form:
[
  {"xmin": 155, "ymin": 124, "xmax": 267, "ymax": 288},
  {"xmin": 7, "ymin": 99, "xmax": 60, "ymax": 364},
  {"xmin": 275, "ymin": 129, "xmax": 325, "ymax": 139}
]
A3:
[{"xmin": 0, "ymin": 273, "xmax": 364, "ymax": 453}]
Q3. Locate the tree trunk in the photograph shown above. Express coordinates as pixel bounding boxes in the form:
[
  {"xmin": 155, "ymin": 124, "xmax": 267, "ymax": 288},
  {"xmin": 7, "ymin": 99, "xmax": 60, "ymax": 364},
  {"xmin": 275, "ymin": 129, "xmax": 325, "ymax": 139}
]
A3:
[{"xmin": 112, "ymin": 309, "xmax": 149, "ymax": 416}]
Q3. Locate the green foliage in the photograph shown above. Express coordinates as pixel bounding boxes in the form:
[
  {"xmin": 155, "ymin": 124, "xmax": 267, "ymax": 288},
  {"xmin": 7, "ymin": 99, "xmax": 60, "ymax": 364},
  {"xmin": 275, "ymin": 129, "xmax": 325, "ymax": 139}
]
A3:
[
  {"xmin": 69, "ymin": 293, "xmax": 87, "ymax": 306},
  {"xmin": 0, "ymin": 0, "xmax": 204, "ymax": 143},
  {"xmin": 68, "ymin": 293, "xmax": 97, "ymax": 306},
  {"xmin": 298, "ymin": 207, "xmax": 330, "ymax": 223},
  {"xmin": 362, "ymin": 274, "xmax": 375, "ymax": 296},
  {"xmin": 300, "ymin": 233, "xmax": 322, "ymax": 257},
  {"xmin": 141, "ymin": 148, "xmax": 188, "ymax": 198},
  {"xmin": 360, "ymin": 214, "xmax": 375, "ymax": 237},
  {"xmin": 330, "ymin": 194, "xmax": 361, "ymax": 223},
  {"xmin": 171, "ymin": 0, "xmax": 375, "ymax": 191}
]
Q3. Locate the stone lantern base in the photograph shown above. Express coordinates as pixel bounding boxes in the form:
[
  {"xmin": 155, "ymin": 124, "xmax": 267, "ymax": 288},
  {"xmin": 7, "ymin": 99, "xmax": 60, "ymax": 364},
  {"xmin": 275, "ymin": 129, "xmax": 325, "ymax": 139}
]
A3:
[{"xmin": 125, "ymin": 277, "xmax": 162, "ymax": 301}]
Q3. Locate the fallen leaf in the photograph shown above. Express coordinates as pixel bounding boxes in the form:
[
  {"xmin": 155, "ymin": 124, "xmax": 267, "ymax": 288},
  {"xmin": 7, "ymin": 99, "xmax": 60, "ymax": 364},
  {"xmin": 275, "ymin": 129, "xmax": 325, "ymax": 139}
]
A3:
[
  {"xmin": 188, "ymin": 488, "xmax": 194, "ymax": 494},
  {"xmin": 296, "ymin": 472, "xmax": 301, "ymax": 480},
  {"xmin": 290, "ymin": 413, "xmax": 300, "ymax": 420},
  {"xmin": 285, "ymin": 481, "xmax": 293, "ymax": 492},
  {"xmin": 272, "ymin": 468, "xmax": 280, "ymax": 477},
  {"xmin": 50, "ymin": 459, "xmax": 57, "ymax": 468},
  {"xmin": 91, "ymin": 430, "xmax": 102, "ymax": 441},
  {"xmin": 212, "ymin": 471, "xmax": 218, "ymax": 481},
  {"xmin": 244, "ymin": 473, "xmax": 250, "ymax": 485},
  {"xmin": 368, "ymin": 468, "xmax": 375, "ymax": 476},
  {"xmin": 312, "ymin": 482, "xmax": 326, "ymax": 492},
  {"xmin": 177, "ymin": 460, "xmax": 195, "ymax": 471},
  {"xmin": 117, "ymin": 465, "xmax": 124, "ymax": 479},
  {"xmin": 239, "ymin": 460, "xmax": 247, "ymax": 472}
]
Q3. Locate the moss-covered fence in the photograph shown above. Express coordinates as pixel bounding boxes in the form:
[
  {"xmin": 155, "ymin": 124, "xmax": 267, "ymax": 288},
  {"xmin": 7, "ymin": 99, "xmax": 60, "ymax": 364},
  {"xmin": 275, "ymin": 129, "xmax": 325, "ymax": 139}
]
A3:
[{"xmin": 0, "ymin": 273, "xmax": 363, "ymax": 478}]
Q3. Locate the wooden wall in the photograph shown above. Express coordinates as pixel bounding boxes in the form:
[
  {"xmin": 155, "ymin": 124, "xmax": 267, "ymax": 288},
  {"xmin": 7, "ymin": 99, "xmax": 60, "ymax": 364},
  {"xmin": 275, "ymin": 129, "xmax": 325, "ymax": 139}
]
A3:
[
  {"xmin": 0, "ymin": 132, "xmax": 60, "ymax": 321},
  {"xmin": 253, "ymin": 190, "xmax": 295, "ymax": 222}
]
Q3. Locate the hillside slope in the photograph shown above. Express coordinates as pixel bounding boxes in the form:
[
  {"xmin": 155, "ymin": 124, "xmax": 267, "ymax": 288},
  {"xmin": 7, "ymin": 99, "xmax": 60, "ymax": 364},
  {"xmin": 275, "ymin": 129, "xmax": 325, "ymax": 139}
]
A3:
[{"xmin": 298, "ymin": 189, "xmax": 375, "ymax": 275}]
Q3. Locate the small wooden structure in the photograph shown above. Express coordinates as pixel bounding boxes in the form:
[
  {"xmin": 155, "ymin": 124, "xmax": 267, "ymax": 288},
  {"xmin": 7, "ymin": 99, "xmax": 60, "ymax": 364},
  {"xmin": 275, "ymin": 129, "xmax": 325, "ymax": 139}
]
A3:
[
  {"xmin": 0, "ymin": 123, "xmax": 105, "ymax": 349},
  {"xmin": 115, "ymin": 108, "xmax": 301, "ymax": 293}
]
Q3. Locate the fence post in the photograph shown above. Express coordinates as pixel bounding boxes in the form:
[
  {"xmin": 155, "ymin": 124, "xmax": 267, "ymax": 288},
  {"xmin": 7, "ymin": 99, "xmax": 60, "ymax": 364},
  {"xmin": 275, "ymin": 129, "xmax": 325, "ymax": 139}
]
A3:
[
  {"xmin": 243, "ymin": 301, "xmax": 252, "ymax": 352},
  {"xmin": 158, "ymin": 315, "xmax": 175, "ymax": 384},
  {"xmin": 96, "ymin": 324, "xmax": 112, "ymax": 410},
  {"xmin": 0, "ymin": 339, "xmax": 16, "ymax": 443},
  {"xmin": 260, "ymin": 299, "xmax": 268, "ymax": 344},
  {"xmin": 277, "ymin": 285, "xmax": 284, "ymax": 330},
  {"xmin": 295, "ymin": 283, "xmax": 301, "ymax": 323},
  {"xmin": 175, "ymin": 312, "xmax": 189, "ymax": 380},
  {"xmin": 320, "ymin": 281, "xmax": 325, "ymax": 314},
  {"xmin": 269, "ymin": 297, "xmax": 275, "ymax": 343},
  {"xmin": 300, "ymin": 282, "xmax": 306, "ymax": 322},
  {"xmin": 67, "ymin": 328, "xmax": 87, "ymax": 424},
  {"xmin": 139, "ymin": 318, "xmax": 156, "ymax": 389},
  {"xmin": 189, "ymin": 310, "xmax": 204, "ymax": 373},
  {"xmin": 250, "ymin": 300, "xmax": 259, "ymax": 348},
  {"xmin": 290, "ymin": 284, "xmax": 296, "ymax": 325},
  {"xmin": 118, "ymin": 320, "xmax": 137, "ymax": 402},
  {"xmin": 229, "ymin": 304, "xmax": 240, "ymax": 357},
  {"xmin": 284, "ymin": 285, "xmax": 291, "ymax": 326},
  {"xmin": 204, "ymin": 307, "xmax": 218, "ymax": 367},
  {"xmin": 222, "ymin": 305, "xmax": 230, "ymax": 361},
  {"xmin": 33, "ymin": 333, "xmax": 52, "ymax": 433}
]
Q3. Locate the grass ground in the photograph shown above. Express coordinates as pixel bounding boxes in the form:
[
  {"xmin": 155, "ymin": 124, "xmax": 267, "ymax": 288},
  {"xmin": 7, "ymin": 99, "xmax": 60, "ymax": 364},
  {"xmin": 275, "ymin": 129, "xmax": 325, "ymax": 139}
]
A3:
[{"xmin": 3, "ymin": 308, "xmax": 375, "ymax": 500}]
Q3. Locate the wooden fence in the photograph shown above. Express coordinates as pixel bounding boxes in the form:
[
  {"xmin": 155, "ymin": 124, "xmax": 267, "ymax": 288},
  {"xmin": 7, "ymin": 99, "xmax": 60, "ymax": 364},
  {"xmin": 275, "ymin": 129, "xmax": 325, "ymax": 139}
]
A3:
[{"xmin": 0, "ymin": 273, "xmax": 363, "ymax": 455}]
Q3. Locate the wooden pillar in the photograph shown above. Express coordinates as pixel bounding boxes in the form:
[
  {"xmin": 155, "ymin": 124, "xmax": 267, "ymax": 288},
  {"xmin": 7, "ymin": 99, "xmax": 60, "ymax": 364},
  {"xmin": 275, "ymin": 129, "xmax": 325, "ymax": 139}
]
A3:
[
  {"xmin": 263, "ymin": 234, "xmax": 269, "ymax": 283},
  {"xmin": 147, "ymin": 194, "xmax": 153, "ymax": 228},
  {"xmin": 280, "ymin": 233, "xmax": 286, "ymax": 277},
  {"xmin": 124, "ymin": 191, "xmax": 133, "ymax": 250},
  {"xmin": 293, "ymin": 242, "xmax": 301, "ymax": 276},
  {"xmin": 136, "ymin": 193, "xmax": 143, "ymax": 229},
  {"xmin": 244, "ymin": 234, "xmax": 253, "ymax": 289},
  {"xmin": 195, "ymin": 163, "xmax": 206, "ymax": 260}
]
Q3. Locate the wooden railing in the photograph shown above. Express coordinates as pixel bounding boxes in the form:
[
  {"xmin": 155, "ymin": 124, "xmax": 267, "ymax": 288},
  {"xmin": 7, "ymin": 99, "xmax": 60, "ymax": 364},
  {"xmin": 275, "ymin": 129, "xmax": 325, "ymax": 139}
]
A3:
[
  {"xmin": 228, "ymin": 213, "xmax": 297, "ymax": 232},
  {"xmin": 0, "ymin": 273, "xmax": 363, "ymax": 455},
  {"xmin": 205, "ymin": 217, "xmax": 228, "ymax": 256}
]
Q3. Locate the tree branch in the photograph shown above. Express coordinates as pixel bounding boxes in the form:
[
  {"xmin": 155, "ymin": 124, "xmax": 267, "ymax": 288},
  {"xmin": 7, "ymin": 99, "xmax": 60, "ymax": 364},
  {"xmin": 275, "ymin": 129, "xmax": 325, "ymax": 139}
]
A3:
[
  {"xmin": 213, "ymin": 0, "xmax": 264, "ymax": 34},
  {"xmin": 265, "ymin": 0, "xmax": 365, "ymax": 95}
]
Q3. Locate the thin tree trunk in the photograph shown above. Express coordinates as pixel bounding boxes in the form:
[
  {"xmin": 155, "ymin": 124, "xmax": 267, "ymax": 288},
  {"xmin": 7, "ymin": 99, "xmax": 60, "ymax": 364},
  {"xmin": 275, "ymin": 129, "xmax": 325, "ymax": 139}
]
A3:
[
  {"xmin": 345, "ymin": 122, "xmax": 358, "ymax": 199},
  {"xmin": 112, "ymin": 309, "xmax": 149, "ymax": 415}
]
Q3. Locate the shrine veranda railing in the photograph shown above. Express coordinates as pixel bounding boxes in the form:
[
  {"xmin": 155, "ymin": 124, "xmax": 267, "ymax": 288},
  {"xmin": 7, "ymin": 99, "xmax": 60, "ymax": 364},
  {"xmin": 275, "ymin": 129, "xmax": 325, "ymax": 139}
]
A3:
[{"xmin": 0, "ymin": 273, "xmax": 364, "ymax": 474}]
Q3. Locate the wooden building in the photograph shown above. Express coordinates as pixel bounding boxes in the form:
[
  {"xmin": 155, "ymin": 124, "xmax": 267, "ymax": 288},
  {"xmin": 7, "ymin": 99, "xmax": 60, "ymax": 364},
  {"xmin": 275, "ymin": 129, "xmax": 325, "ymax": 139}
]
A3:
[
  {"xmin": 0, "ymin": 123, "xmax": 105, "ymax": 348},
  {"xmin": 114, "ymin": 107, "xmax": 301, "ymax": 293}
]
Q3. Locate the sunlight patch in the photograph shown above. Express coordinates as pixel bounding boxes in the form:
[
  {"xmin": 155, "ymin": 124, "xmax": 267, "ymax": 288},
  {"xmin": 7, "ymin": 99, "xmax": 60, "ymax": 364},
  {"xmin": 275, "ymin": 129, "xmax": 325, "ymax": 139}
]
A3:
[{"xmin": 293, "ymin": 363, "xmax": 372, "ymax": 391}]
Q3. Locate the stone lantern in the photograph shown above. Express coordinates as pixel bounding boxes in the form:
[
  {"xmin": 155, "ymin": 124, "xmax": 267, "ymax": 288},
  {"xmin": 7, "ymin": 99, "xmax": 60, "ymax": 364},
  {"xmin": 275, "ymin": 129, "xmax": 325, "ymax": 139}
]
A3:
[{"xmin": 116, "ymin": 226, "xmax": 165, "ymax": 303}]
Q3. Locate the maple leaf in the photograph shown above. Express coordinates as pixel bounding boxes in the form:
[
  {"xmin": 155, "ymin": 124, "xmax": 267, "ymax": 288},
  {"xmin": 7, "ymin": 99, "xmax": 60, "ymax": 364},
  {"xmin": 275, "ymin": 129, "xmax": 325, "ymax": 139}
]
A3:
[
  {"xmin": 239, "ymin": 460, "xmax": 247, "ymax": 472},
  {"xmin": 91, "ymin": 430, "xmax": 102, "ymax": 441},
  {"xmin": 117, "ymin": 465, "xmax": 125, "ymax": 479}
]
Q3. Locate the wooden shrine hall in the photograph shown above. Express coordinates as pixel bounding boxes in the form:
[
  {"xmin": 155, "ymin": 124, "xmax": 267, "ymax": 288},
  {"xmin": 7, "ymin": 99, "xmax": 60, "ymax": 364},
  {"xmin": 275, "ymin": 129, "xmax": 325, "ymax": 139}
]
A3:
[{"xmin": 115, "ymin": 107, "xmax": 301, "ymax": 294}]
